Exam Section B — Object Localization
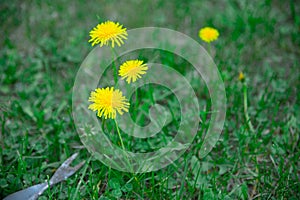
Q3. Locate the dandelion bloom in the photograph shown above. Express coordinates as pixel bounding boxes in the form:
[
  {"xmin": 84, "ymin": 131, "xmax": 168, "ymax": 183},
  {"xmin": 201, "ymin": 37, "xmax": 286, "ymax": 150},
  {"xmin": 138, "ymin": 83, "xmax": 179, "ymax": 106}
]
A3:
[
  {"xmin": 88, "ymin": 87, "xmax": 129, "ymax": 119},
  {"xmin": 238, "ymin": 72, "xmax": 245, "ymax": 82},
  {"xmin": 118, "ymin": 60, "xmax": 148, "ymax": 83},
  {"xmin": 88, "ymin": 21, "xmax": 128, "ymax": 48},
  {"xmin": 199, "ymin": 27, "xmax": 219, "ymax": 43}
]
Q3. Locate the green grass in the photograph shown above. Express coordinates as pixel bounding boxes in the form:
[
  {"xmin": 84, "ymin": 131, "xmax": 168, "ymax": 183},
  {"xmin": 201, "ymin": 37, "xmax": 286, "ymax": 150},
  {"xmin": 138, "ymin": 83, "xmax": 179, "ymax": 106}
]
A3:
[{"xmin": 1, "ymin": 0, "xmax": 299, "ymax": 199}]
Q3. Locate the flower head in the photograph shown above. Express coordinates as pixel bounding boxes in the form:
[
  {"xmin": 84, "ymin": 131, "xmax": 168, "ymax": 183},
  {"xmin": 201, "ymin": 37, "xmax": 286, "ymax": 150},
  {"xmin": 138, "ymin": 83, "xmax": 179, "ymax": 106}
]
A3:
[
  {"xmin": 88, "ymin": 87, "xmax": 129, "ymax": 119},
  {"xmin": 118, "ymin": 60, "xmax": 148, "ymax": 83},
  {"xmin": 238, "ymin": 72, "xmax": 245, "ymax": 82},
  {"xmin": 89, "ymin": 21, "xmax": 128, "ymax": 48},
  {"xmin": 199, "ymin": 27, "xmax": 219, "ymax": 43}
]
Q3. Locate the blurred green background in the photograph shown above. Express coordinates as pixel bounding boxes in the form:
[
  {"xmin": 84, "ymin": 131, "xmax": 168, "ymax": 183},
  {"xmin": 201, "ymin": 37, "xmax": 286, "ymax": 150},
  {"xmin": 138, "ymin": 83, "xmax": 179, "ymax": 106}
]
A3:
[{"xmin": 0, "ymin": 0, "xmax": 299, "ymax": 199}]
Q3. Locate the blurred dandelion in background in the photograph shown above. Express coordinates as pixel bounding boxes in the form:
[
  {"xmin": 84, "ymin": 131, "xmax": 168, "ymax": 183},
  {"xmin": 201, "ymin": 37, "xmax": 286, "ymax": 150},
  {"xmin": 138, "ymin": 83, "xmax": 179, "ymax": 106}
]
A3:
[
  {"xmin": 198, "ymin": 27, "xmax": 219, "ymax": 43},
  {"xmin": 238, "ymin": 71, "xmax": 245, "ymax": 82}
]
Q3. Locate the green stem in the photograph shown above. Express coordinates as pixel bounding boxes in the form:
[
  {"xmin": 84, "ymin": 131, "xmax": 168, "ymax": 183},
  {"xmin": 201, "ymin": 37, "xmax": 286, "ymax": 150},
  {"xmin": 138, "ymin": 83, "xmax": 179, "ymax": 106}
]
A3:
[
  {"xmin": 101, "ymin": 118, "xmax": 106, "ymax": 133},
  {"xmin": 114, "ymin": 120, "xmax": 136, "ymax": 175},
  {"xmin": 243, "ymin": 82, "xmax": 259, "ymax": 198},
  {"xmin": 243, "ymin": 82, "xmax": 255, "ymax": 133},
  {"xmin": 207, "ymin": 43, "xmax": 212, "ymax": 56},
  {"xmin": 134, "ymin": 87, "xmax": 139, "ymax": 121},
  {"xmin": 114, "ymin": 119, "xmax": 125, "ymax": 150},
  {"xmin": 111, "ymin": 47, "xmax": 118, "ymax": 85}
]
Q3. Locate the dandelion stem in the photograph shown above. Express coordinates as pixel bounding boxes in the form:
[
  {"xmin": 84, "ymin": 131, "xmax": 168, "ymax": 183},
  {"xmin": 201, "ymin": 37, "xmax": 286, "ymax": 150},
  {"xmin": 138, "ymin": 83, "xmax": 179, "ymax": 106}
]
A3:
[
  {"xmin": 101, "ymin": 118, "xmax": 106, "ymax": 133},
  {"xmin": 111, "ymin": 47, "xmax": 118, "ymax": 85},
  {"xmin": 243, "ymin": 82, "xmax": 259, "ymax": 198},
  {"xmin": 243, "ymin": 82, "xmax": 255, "ymax": 133},
  {"xmin": 134, "ymin": 87, "xmax": 139, "ymax": 120},
  {"xmin": 114, "ymin": 119, "xmax": 136, "ymax": 174},
  {"xmin": 208, "ymin": 43, "xmax": 212, "ymax": 56},
  {"xmin": 114, "ymin": 119, "xmax": 125, "ymax": 151}
]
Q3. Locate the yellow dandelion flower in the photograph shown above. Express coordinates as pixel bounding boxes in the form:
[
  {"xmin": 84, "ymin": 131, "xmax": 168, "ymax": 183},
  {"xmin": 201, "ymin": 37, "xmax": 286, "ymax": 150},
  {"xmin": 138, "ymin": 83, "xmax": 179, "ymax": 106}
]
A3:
[
  {"xmin": 88, "ymin": 21, "xmax": 128, "ymax": 48},
  {"xmin": 238, "ymin": 72, "xmax": 245, "ymax": 82},
  {"xmin": 88, "ymin": 87, "xmax": 129, "ymax": 119},
  {"xmin": 118, "ymin": 60, "xmax": 148, "ymax": 83},
  {"xmin": 199, "ymin": 27, "xmax": 219, "ymax": 43}
]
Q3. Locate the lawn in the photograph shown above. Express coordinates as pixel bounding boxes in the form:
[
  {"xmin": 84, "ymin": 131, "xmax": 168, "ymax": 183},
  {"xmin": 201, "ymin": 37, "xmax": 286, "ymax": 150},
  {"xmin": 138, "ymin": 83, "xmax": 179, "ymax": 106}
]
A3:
[{"xmin": 0, "ymin": 0, "xmax": 299, "ymax": 199}]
